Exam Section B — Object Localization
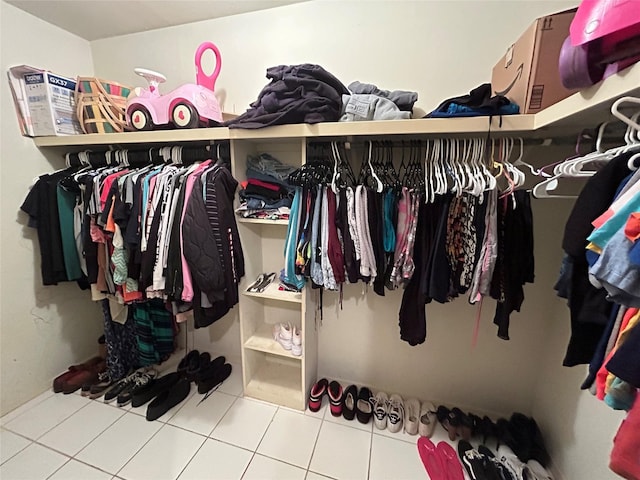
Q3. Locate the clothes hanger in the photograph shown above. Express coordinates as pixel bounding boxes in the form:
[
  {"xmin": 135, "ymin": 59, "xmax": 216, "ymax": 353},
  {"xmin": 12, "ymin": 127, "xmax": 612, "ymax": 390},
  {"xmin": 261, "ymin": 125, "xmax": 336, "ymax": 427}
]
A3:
[{"xmin": 611, "ymin": 96, "xmax": 640, "ymax": 131}]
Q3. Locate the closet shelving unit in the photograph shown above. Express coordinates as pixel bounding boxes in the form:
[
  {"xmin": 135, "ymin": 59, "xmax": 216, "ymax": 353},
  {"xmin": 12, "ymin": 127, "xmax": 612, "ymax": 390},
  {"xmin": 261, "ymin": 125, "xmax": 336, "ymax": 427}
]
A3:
[{"xmin": 31, "ymin": 62, "xmax": 640, "ymax": 411}]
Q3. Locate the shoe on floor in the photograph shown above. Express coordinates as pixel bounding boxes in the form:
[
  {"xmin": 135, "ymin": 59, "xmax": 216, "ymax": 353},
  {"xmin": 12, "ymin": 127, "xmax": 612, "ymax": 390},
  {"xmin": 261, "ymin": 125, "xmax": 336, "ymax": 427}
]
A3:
[
  {"xmin": 356, "ymin": 387, "xmax": 373, "ymax": 424},
  {"xmin": 419, "ymin": 401, "xmax": 437, "ymax": 437},
  {"xmin": 404, "ymin": 398, "xmax": 421, "ymax": 435},
  {"xmin": 197, "ymin": 363, "xmax": 232, "ymax": 395},
  {"xmin": 308, "ymin": 378, "xmax": 328, "ymax": 412},
  {"xmin": 113, "ymin": 368, "xmax": 158, "ymax": 406},
  {"xmin": 387, "ymin": 394, "xmax": 404, "ymax": 433},
  {"xmin": 273, "ymin": 322, "xmax": 293, "ymax": 351},
  {"xmin": 328, "ymin": 381, "xmax": 343, "ymax": 417},
  {"xmin": 146, "ymin": 377, "xmax": 191, "ymax": 421},
  {"xmin": 53, "ymin": 356, "xmax": 103, "ymax": 393},
  {"xmin": 195, "ymin": 355, "xmax": 226, "ymax": 387},
  {"xmin": 342, "ymin": 385, "xmax": 358, "ymax": 421},
  {"xmin": 177, "ymin": 350, "xmax": 200, "ymax": 378},
  {"xmin": 62, "ymin": 360, "xmax": 106, "ymax": 395},
  {"xmin": 371, "ymin": 391, "xmax": 389, "ymax": 430},
  {"xmin": 88, "ymin": 368, "xmax": 123, "ymax": 399},
  {"xmin": 131, "ymin": 372, "xmax": 180, "ymax": 408}
]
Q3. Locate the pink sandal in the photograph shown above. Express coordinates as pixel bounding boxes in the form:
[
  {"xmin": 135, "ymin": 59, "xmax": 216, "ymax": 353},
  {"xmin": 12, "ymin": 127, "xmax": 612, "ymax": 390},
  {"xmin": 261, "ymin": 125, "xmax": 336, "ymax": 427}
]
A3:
[
  {"xmin": 417, "ymin": 437, "xmax": 446, "ymax": 480},
  {"xmin": 437, "ymin": 441, "xmax": 465, "ymax": 480}
]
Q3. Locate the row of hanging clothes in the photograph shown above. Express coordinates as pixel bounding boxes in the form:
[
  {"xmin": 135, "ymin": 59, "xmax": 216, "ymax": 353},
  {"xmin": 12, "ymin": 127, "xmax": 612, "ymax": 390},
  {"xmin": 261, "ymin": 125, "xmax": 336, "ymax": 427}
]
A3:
[
  {"xmin": 21, "ymin": 142, "xmax": 244, "ymax": 380},
  {"xmin": 546, "ymin": 97, "xmax": 640, "ymax": 409},
  {"xmin": 282, "ymin": 137, "xmax": 536, "ymax": 346},
  {"xmin": 543, "ymin": 96, "xmax": 640, "ymax": 480}
]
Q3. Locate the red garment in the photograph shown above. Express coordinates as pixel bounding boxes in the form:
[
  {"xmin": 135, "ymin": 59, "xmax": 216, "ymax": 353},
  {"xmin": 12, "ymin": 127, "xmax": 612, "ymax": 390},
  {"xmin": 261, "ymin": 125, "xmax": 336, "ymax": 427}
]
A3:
[
  {"xmin": 624, "ymin": 213, "xmax": 640, "ymax": 242},
  {"xmin": 99, "ymin": 170, "xmax": 128, "ymax": 210},
  {"xmin": 610, "ymin": 395, "xmax": 640, "ymax": 480},
  {"xmin": 326, "ymin": 188, "xmax": 345, "ymax": 284},
  {"xmin": 247, "ymin": 178, "xmax": 280, "ymax": 191},
  {"xmin": 597, "ymin": 308, "xmax": 638, "ymax": 400}
]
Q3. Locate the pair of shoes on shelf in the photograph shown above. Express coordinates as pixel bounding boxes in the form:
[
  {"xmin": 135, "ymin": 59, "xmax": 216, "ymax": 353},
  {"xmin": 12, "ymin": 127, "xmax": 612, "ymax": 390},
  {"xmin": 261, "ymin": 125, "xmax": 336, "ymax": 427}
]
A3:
[
  {"xmin": 247, "ymin": 272, "xmax": 276, "ymax": 293},
  {"xmin": 418, "ymin": 437, "xmax": 465, "ymax": 480},
  {"xmin": 340, "ymin": 385, "xmax": 376, "ymax": 425},
  {"xmin": 52, "ymin": 356, "xmax": 105, "ymax": 394},
  {"xmin": 308, "ymin": 378, "xmax": 343, "ymax": 416},
  {"xmin": 273, "ymin": 323, "xmax": 302, "ymax": 356},
  {"xmin": 370, "ymin": 392, "xmax": 404, "ymax": 433}
]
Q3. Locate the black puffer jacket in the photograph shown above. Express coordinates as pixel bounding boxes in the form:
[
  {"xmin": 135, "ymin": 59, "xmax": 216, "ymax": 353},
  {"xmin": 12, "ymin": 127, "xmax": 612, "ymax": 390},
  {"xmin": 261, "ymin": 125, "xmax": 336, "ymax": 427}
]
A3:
[{"xmin": 182, "ymin": 176, "xmax": 225, "ymax": 304}]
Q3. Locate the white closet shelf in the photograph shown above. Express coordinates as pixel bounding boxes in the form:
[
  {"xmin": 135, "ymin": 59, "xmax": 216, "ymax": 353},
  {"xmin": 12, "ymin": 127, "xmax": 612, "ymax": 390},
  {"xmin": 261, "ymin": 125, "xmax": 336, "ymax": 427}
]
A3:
[
  {"xmin": 242, "ymin": 282, "xmax": 303, "ymax": 303},
  {"xmin": 244, "ymin": 323, "xmax": 303, "ymax": 360},
  {"xmin": 244, "ymin": 360, "xmax": 303, "ymax": 410},
  {"xmin": 236, "ymin": 217, "xmax": 289, "ymax": 225},
  {"xmin": 30, "ymin": 62, "xmax": 640, "ymax": 148}
]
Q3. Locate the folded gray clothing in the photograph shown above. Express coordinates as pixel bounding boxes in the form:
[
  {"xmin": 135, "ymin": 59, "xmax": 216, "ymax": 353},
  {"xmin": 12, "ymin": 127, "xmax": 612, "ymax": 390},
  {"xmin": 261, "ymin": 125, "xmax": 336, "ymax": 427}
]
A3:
[
  {"xmin": 348, "ymin": 80, "xmax": 417, "ymax": 111},
  {"xmin": 340, "ymin": 94, "xmax": 411, "ymax": 122}
]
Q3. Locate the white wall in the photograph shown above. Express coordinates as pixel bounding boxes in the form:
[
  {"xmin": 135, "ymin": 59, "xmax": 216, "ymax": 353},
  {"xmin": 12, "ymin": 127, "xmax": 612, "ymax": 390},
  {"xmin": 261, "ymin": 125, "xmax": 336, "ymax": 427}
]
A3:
[
  {"xmin": 15, "ymin": 1, "xmax": 624, "ymax": 479},
  {"xmin": 530, "ymin": 197, "xmax": 627, "ymax": 480},
  {"xmin": 0, "ymin": 1, "xmax": 100, "ymax": 415}
]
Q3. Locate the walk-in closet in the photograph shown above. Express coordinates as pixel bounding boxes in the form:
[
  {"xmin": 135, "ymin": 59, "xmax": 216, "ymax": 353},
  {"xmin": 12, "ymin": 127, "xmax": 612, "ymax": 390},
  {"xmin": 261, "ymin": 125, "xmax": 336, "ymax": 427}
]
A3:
[{"xmin": 2, "ymin": 1, "xmax": 640, "ymax": 479}]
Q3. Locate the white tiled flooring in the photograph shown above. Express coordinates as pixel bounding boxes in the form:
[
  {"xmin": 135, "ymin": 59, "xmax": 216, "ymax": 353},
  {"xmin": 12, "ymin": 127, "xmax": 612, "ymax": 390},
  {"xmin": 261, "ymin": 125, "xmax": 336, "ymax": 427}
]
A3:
[{"xmin": 0, "ymin": 365, "xmax": 462, "ymax": 480}]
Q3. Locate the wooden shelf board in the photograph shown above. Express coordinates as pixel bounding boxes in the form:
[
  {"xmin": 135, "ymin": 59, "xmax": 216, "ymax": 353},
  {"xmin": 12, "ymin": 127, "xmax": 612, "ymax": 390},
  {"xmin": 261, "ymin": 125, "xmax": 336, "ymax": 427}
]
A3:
[
  {"xmin": 244, "ymin": 323, "xmax": 302, "ymax": 360},
  {"xmin": 237, "ymin": 217, "xmax": 289, "ymax": 226},
  {"xmin": 31, "ymin": 63, "xmax": 640, "ymax": 148},
  {"xmin": 534, "ymin": 62, "xmax": 640, "ymax": 131},
  {"xmin": 242, "ymin": 282, "xmax": 302, "ymax": 304},
  {"xmin": 33, "ymin": 126, "xmax": 231, "ymax": 147},
  {"xmin": 244, "ymin": 360, "xmax": 304, "ymax": 410}
]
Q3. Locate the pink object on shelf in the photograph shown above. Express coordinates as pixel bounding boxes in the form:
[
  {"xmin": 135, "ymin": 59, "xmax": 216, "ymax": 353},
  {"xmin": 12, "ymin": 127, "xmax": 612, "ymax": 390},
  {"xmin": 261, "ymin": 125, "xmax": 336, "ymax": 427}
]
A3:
[{"xmin": 126, "ymin": 41, "xmax": 223, "ymax": 131}]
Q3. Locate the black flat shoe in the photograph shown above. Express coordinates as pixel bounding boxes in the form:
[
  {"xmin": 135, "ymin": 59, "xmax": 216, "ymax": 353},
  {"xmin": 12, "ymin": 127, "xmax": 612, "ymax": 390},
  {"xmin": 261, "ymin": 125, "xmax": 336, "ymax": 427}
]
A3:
[
  {"xmin": 146, "ymin": 377, "xmax": 191, "ymax": 421},
  {"xmin": 451, "ymin": 407, "xmax": 473, "ymax": 441},
  {"xmin": 177, "ymin": 350, "xmax": 200, "ymax": 377},
  {"xmin": 196, "ymin": 355, "xmax": 226, "ymax": 383},
  {"xmin": 342, "ymin": 385, "xmax": 357, "ymax": 421},
  {"xmin": 131, "ymin": 372, "xmax": 179, "ymax": 408},
  {"xmin": 198, "ymin": 363, "xmax": 232, "ymax": 395},
  {"xmin": 355, "ymin": 387, "xmax": 373, "ymax": 424}
]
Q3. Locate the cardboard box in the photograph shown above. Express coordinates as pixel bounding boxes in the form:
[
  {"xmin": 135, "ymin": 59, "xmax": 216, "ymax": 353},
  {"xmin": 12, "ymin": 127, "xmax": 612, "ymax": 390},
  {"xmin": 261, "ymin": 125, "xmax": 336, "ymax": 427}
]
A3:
[
  {"xmin": 7, "ymin": 65, "xmax": 83, "ymax": 136},
  {"xmin": 491, "ymin": 8, "xmax": 578, "ymax": 114}
]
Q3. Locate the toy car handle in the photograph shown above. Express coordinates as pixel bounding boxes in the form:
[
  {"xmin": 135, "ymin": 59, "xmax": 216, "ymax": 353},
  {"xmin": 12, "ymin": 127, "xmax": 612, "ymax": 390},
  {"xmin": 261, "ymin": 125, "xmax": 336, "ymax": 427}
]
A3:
[{"xmin": 195, "ymin": 42, "xmax": 222, "ymax": 91}]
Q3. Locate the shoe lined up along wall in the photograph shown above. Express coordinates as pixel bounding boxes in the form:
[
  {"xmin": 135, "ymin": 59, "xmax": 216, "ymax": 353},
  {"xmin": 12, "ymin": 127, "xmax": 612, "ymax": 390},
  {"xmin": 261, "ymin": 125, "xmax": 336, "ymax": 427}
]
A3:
[{"xmin": 0, "ymin": 1, "xmax": 627, "ymax": 479}]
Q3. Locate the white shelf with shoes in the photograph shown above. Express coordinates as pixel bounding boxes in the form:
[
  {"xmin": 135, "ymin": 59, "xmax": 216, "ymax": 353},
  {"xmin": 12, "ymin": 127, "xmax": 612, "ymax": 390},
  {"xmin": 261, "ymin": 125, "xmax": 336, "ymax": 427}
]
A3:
[
  {"xmin": 242, "ymin": 282, "xmax": 302, "ymax": 303},
  {"xmin": 243, "ymin": 323, "xmax": 303, "ymax": 360},
  {"xmin": 232, "ymin": 138, "xmax": 317, "ymax": 411}
]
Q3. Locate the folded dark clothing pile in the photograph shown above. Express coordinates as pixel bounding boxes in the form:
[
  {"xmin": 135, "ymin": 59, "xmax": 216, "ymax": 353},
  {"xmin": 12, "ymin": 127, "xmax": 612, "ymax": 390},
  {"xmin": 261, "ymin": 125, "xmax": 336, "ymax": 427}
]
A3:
[
  {"xmin": 425, "ymin": 83, "xmax": 519, "ymax": 118},
  {"xmin": 236, "ymin": 153, "xmax": 296, "ymax": 219},
  {"xmin": 226, "ymin": 64, "xmax": 349, "ymax": 129}
]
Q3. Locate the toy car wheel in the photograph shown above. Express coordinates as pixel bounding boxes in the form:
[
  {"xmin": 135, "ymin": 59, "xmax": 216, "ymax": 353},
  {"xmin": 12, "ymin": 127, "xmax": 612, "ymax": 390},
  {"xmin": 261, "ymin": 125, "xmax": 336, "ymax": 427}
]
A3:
[
  {"xmin": 130, "ymin": 106, "xmax": 153, "ymax": 131},
  {"xmin": 172, "ymin": 102, "xmax": 200, "ymax": 129}
]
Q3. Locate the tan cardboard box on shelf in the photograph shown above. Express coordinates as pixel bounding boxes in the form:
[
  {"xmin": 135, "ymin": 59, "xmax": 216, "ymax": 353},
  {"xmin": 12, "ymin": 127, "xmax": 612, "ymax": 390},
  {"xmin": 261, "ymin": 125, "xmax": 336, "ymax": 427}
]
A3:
[{"xmin": 491, "ymin": 8, "xmax": 578, "ymax": 114}]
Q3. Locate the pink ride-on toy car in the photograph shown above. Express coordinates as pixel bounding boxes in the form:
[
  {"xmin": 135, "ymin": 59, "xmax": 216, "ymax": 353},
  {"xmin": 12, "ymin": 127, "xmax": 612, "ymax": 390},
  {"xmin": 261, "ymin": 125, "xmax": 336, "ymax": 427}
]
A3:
[
  {"xmin": 126, "ymin": 42, "xmax": 223, "ymax": 130},
  {"xmin": 559, "ymin": 0, "xmax": 640, "ymax": 89}
]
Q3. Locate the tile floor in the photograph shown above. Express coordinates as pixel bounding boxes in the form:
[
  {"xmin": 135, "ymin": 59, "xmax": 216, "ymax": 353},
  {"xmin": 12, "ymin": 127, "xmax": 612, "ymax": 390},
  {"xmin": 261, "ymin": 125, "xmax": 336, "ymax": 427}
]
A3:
[{"xmin": 0, "ymin": 364, "xmax": 463, "ymax": 480}]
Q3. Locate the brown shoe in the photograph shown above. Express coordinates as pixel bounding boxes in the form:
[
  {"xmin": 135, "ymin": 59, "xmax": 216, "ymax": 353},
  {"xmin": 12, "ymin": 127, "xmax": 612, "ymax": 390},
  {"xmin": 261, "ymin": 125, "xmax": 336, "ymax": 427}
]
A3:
[
  {"xmin": 62, "ymin": 360, "xmax": 106, "ymax": 394},
  {"xmin": 52, "ymin": 356, "xmax": 104, "ymax": 393}
]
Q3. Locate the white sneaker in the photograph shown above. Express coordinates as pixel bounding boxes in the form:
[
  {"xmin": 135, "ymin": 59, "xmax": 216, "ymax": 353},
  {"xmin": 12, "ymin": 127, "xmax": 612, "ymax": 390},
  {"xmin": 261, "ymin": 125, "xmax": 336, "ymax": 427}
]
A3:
[
  {"xmin": 387, "ymin": 394, "xmax": 404, "ymax": 433},
  {"xmin": 291, "ymin": 326, "xmax": 302, "ymax": 356},
  {"xmin": 404, "ymin": 398, "xmax": 421, "ymax": 435},
  {"xmin": 371, "ymin": 391, "xmax": 389, "ymax": 430},
  {"xmin": 273, "ymin": 323, "xmax": 292, "ymax": 350}
]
